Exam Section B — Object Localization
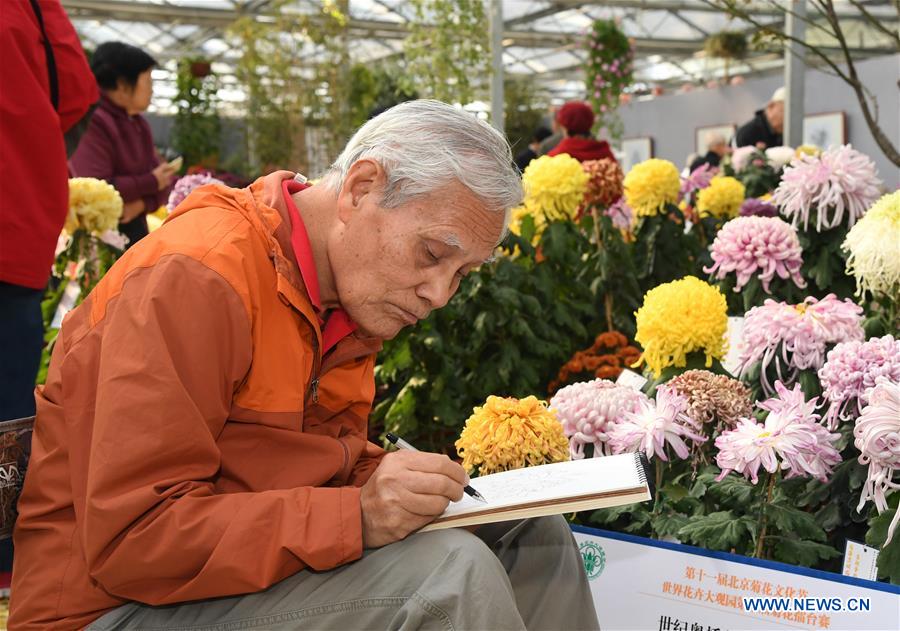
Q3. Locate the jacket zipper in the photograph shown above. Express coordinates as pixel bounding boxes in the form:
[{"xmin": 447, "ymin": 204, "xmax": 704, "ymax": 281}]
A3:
[{"xmin": 305, "ymin": 324, "xmax": 321, "ymax": 405}]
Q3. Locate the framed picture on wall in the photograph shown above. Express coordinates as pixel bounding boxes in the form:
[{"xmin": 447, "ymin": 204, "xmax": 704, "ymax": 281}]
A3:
[
  {"xmin": 803, "ymin": 111, "xmax": 846, "ymax": 149},
  {"xmin": 619, "ymin": 137, "xmax": 653, "ymax": 173},
  {"xmin": 696, "ymin": 124, "xmax": 736, "ymax": 155}
]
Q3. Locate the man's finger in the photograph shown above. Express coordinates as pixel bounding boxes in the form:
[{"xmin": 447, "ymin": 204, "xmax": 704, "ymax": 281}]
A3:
[
  {"xmin": 397, "ymin": 452, "xmax": 468, "ymax": 484},
  {"xmin": 402, "ymin": 470, "xmax": 465, "ymax": 502}
]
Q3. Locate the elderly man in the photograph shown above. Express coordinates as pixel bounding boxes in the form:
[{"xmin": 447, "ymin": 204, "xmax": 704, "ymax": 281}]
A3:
[
  {"xmin": 689, "ymin": 133, "xmax": 730, "ymax": 173},
  {"xmin": 10, "ymin": 100, "xmax": 599, "ymax": 630},
  {"xmin": 735, "ymin": 87, "xmax": 784, "ymax": 149}
]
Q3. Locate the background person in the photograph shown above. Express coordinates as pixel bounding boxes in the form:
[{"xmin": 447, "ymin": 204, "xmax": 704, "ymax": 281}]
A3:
[
  {"xmin": 514, "ymin": 125, "xmax": 552, "ymax": 171},
  {"xmin": 735, "ymin": 86, "xmax": 785, "ymax": 149},
  {"xmin": 689, "ymin": 133, "xmax": 730, "ymax": 172},
  {"xmin": 70, "ymin": 41, "xmax": 176, "ymax": 247},
  {"xmin": 547, "ymin": 100, "xmax": 617, "ymax": 163}
]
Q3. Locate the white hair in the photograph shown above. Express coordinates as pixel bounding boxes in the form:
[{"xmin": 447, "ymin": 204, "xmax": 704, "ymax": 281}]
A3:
[{"xmin": 321, "ymin": 100, "xmax": 522, "ymax": 226}]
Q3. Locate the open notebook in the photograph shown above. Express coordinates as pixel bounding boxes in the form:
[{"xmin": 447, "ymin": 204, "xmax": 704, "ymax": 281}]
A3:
[{"xmin": 421, "ymin": 452, "xmax": 653, "ymax": 532}]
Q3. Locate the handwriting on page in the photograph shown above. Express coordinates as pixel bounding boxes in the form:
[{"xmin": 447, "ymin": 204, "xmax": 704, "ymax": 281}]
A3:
[{"xmin": 445, "ymin": 466, "xmax": 584, "ymax": 515}]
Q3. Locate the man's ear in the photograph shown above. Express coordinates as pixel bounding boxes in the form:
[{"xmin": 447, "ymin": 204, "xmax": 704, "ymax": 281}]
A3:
[{"xmin": 336, "ymin": 159, "xmax": 384, "ymax": 224}]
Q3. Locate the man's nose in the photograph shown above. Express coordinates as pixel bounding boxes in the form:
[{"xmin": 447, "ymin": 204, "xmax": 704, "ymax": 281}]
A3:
[{"xmin": 416, "ymin": 274, "xmax": 453, "ymax": 310}]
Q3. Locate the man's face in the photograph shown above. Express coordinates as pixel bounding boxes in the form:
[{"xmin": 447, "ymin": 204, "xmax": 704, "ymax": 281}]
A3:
[
  {"xmin": 329, "ymin": 163, "xmax": 505, "ymax": 340},
  {"xmin": 766, "ymin": 100, "xmax": 784, "ymax": 133}
]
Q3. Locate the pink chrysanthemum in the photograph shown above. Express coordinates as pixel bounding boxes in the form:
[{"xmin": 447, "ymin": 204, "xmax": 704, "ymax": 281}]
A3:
[
  {"xmin": 738, "ymin": 295, "xmax": 864, "ymax": 396},
  {"xmin": 604, "ymin": 196, "xmax": 633, "ymax": 231},
  {"xmin": 167, "ymin": 173, "xmax": 224, "ymax": 213},
  {"xmin": 730, "ymin": 146, "xmax": 757, "ymax": 173},
  {"xmin": 679, "ymin": 163, "xmax": 718, "ymax": 202},
  {"xmin": 854, "ymin": 379, "xmax": 900, "ymax": 545},
  {"xmin": 704, "ymin": 216, "xmax": 807, "ymax": 293},
  {"xmin": 550, "ymin": 379, "xmax": 648, "ymax": 459},
  {"xmin": 772, "ymin": 145, "xmax": 882, "ymax": 232},
  {"xmin": 607, "ymin": 385, "xmax": 706, "ymax": 461},
  {"xmin": 716, "ymin": 382, "xmax": 841, "ymax": 484},
  {"xmin": 819, "ymin": 335, "xmax": 900, "ymax": 429}
]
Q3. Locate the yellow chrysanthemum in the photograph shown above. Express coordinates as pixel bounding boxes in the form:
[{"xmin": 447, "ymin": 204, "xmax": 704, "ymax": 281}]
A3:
[
  {"xmin": 623, "ymin": 158, "xmax": 680, "ymax": 217},
  {"xmin": 843, "ymin": 191, "xmax": 900, "ymax": 298},
  {"xmin": 455, "ymin": 395, "xmax": 570, "ymax": 475},
  {"xmin": 634, "ymin": 276, "xmax": 729, "ymax": 377},
  {"xmin": 517, "ymin": 154, "xmax": 589, "ymax": 231},
  {"xmin": 795, "ymin": 144, "xmax": 820, "ymax": 157},
  {"xmin": 65, "ymin": 178, "xmax": 123, "ymax": 235},
  {"xmin": 696, "ymin": 176, "xmax": 745, "ymax": 219}
]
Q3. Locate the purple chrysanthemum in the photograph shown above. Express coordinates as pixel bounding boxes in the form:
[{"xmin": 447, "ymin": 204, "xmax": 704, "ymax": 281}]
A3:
[
  {"xmin": 604, "ymin": 196, "xmax": 633, "ymax": 231},
  {"xmin": 679, "ymin": 163, "xmax": 718, "ymax": 202},
  {"xmin": 704, "ymin": 216, "xmax": 807, "ymax": 293},
  {"xmin": 716, "ymin": 382, "xmax": 841, "ymax": 484},
  {"xmin": 167, "ymin": 173, "xmax": 224, "ymax": 213},
  {"xmin": 854, "ymin": 379, "xmax": 900, "ymax": 544},
  {"xmin": 773, "ymin": 144, "xmax": 882, "ymax": 232},
  {"xmin": 819, "ymin": 335, "xmax": 900, "ymax": 429},
  {"xmin": 607, "ymin": 385, "xmax": 706, "ymax": 461},
  {"xmin": 740, "ymin": 198, "xmax": 779, "ymax": 218},
  {"xmin": 550, "ymin": 379, "xmax": 648, "ymax": 459},
  {"xmin": 737, "ymin": 295, "xmax": 864, "ymax": 396}
]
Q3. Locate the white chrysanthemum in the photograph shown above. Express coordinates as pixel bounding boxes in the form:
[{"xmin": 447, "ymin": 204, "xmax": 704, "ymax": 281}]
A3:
[{"xmin": 843, "ymin": 191, "xmax": 900, "ymax": 298}]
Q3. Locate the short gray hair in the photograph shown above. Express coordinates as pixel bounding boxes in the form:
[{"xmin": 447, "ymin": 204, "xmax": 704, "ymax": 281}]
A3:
[{"xmin": 321, "ymin": 100, "xmax": 522, "ymax": 224}]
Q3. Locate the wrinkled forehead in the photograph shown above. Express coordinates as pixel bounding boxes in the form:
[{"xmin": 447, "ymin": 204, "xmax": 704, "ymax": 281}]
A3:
[{"xmin": 413, "ymin": 189, "xmax": 507, "ymax": 256}]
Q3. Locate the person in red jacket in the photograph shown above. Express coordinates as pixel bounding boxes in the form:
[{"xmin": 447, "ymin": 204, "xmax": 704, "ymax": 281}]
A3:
[
  {"xmin": 0, "ymin": 0, "xmax": 98, "ymax": 590},
  {"xmin": 0, "ymin": 0, "xmax": 97, "ymax": 421},
  {"xmin": 547, "ymin": 100, "xmax": 618, "ymax": 163}
]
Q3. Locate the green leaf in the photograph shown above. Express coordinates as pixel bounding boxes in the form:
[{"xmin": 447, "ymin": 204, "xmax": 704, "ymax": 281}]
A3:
[
  {"xmin": 688, "ymin": 477, "xmax": 708, "ymax": 499},
  {"xmin": 798, "ymin": 370, "xmax": 822, "ymax": 401},
  {"xmin": 814, "ymin": 501, "xmax": 843, "ymax": 532},
  {"xmin": 865, "ymin": 495, "xmax": 900, "ymax": 584},
  {"xmin": 677, "ymin": 511, "xmax": 757, "ymax": 551},
  {"xmin": 771, "ymin": 537, "xmax": 841, "ymax": 567},
  {"xmin": 767, "ymin": 502, "xmax": 827, "ymax": 542},
  {"xmin": 661, "ymin": 483, "xmax": 689, "ymax": 502},
  {"xmin": 706, "ymin": 472, "xmax": 756, "ymax": 506},
  {"xmin": 651, "ymin": 512, "xmax": 691, "ymax": 540}
]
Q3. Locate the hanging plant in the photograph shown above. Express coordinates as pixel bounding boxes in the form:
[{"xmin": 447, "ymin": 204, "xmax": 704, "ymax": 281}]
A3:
[
  {"xmin": 584, "ymin": 19, "xmax": 634, "ymax": 141},
  {"xmin": 704, "ymin": 31, "xmax": 748, "ymax": 81},
  {"xmin": 704, "ymin": 31, "xmax": 748, "ymax": 59}
]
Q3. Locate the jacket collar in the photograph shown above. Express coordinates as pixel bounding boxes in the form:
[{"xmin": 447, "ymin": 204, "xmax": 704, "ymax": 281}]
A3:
[{"xmin": 247, "ymin": 172, "xmax": 377, "ymax": 356}]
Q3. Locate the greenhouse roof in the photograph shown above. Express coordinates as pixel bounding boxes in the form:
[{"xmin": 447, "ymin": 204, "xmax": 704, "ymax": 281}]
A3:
[{"xmin": 62, "ymin": 0, "xmax": 898, "ymax": 115}]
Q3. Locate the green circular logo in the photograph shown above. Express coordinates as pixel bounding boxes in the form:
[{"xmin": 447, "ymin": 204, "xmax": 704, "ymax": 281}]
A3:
[{"xmin": 579, "ymin": 540, "xmax": 606, "ymax": 580}]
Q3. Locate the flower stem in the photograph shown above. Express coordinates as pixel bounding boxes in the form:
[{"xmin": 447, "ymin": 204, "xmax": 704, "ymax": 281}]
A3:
[{"xmin": 755, "ymin": 472, "xmax": 777, "ymax": 559}]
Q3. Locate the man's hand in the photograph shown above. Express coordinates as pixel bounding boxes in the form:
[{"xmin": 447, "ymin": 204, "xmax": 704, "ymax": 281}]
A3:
[{"xmin": 360, "ymin": 450, "xmax": 467, "ymax": 548}]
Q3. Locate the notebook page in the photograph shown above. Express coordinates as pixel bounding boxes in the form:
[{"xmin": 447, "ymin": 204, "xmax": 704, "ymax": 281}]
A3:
[{"xmin": 442, "ymin": 453, "xmax": 645, "ymax": 519}]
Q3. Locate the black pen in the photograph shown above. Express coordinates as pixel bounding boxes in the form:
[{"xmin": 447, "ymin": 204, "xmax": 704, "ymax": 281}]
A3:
[{"xmin": 385, "ymin": 433, "xmax": 487, "ymax": 503}]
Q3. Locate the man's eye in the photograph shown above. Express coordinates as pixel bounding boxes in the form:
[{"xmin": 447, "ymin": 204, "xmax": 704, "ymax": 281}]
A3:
[{"xmin": 425, "ymin": 247, "xmax": 439, "ymax": 262}]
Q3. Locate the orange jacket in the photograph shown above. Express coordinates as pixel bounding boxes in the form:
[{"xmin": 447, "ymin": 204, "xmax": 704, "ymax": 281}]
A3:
[{"xmin": 10, "ymin": 172, "xmax": 385, "ymax": 630}]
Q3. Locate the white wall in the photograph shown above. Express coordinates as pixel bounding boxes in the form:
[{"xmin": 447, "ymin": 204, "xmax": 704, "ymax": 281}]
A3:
[{"xmin": 617, "ymin": 54, "xmax": 899, "ymax": 189}]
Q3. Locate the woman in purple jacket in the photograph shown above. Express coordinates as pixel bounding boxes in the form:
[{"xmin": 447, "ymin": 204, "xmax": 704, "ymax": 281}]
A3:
[{"xmin": 71, "ymin": 42, "xmax": 176, "ymax": 246}]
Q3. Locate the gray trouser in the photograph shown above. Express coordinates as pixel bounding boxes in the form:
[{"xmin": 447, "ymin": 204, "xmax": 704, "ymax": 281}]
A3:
[{"xmin": 88, "ymin": 516, "xmax": 600, "ymax": 630}]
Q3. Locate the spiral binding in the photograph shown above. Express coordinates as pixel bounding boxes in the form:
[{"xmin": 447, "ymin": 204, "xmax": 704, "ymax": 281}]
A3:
[{"xmin": 634, "ymin": 451, "xmax": 655, "ymax": 500}]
